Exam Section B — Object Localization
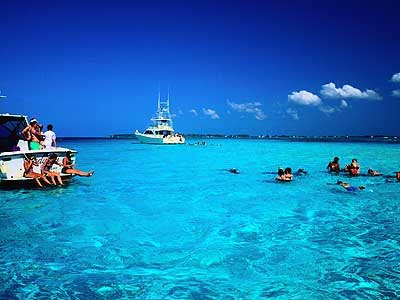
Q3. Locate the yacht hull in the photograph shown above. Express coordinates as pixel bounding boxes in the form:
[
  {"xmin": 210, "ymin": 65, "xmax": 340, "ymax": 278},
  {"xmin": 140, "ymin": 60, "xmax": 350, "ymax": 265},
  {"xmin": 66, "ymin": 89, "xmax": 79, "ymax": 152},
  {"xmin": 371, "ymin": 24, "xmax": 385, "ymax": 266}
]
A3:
[{"xmin": 135, "ymin": 133, "xmax": 185, "ymax": 144}]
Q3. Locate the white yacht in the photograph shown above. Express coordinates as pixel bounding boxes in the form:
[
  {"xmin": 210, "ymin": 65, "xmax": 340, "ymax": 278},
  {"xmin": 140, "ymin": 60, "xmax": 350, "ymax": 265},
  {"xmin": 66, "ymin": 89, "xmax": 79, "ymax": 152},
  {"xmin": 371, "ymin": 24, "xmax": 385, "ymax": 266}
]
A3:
[
  {"xmin": 135, "ymin": 93, "xmax": 185, "ymax": 144},
  {"xmin": 0, "ymin": 113, "xmax": 77, "ymax": 187}
]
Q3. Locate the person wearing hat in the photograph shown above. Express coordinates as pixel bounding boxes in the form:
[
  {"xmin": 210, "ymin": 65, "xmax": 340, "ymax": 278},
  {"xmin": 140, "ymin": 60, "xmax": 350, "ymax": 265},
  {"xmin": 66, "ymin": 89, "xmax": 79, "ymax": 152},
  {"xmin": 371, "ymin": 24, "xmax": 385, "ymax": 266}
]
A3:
[
  {"xmin": 62, "ymin": 151, "xmax": 94, "ymax": 177},
  {"xmin": 21, "ymin": 118, "xmax": 42, "ymax": 150}
]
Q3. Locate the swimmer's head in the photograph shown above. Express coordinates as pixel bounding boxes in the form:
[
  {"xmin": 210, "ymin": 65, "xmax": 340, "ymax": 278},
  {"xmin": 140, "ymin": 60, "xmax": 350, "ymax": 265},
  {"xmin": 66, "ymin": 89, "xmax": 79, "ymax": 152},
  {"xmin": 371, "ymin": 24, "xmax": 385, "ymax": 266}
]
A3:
[
  {"xmin": 333, "ymin": 157, "xmax": 339, "ymax": 163},
  {"xmin": 284, "ymin": 167, "xmax": 292, "ymax": 174}
]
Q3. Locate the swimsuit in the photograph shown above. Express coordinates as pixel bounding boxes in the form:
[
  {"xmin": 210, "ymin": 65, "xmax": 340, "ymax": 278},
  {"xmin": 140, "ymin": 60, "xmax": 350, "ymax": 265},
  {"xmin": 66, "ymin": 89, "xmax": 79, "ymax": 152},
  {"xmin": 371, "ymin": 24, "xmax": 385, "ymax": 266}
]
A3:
[
  {"xmin": 62, "ymin": 158, "xmax": 72, "ymax": 173},
  {"xmin": 24, "ymin": 162, "xmax": 34, "ymax": 176},
  {"xmin": 346, "ymin": 186, "xmax": 358, "ymax": 192},
  {"xmin": 29, "ymin": 141, "xmax": 40, "ymax": 150},
  {"xmin": 43, "ymin": 161, "xmax": 54, "ymax": 172}
]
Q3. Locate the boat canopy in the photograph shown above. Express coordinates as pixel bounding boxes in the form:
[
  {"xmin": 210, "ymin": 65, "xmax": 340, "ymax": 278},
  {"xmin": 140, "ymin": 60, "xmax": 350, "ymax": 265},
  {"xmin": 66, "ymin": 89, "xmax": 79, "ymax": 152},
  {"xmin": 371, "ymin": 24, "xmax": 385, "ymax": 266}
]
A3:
[{"xmin": 0, "ymin": 114, "xmax": 28, "ymax": 152}]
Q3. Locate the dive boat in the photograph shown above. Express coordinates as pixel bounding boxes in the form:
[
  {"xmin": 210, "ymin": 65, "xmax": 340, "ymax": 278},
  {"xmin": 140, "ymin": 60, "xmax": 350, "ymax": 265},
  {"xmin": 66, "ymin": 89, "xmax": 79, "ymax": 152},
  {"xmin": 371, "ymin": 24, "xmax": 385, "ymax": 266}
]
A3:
[
  {"xmin": 135, "ymin": 93, "xmax": 185, "ymax": 144},
  {"xmin": 0, "ymin": 113, "xmax": 77, "ymax": 187}
]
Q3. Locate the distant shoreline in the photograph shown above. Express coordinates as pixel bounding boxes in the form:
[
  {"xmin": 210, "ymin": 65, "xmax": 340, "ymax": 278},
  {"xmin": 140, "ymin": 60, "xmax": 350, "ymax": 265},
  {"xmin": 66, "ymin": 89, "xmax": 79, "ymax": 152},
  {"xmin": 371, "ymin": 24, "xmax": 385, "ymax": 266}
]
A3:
[{"xmin": 58, "ymin": 134, "xmax": 400, "ymax": 144}]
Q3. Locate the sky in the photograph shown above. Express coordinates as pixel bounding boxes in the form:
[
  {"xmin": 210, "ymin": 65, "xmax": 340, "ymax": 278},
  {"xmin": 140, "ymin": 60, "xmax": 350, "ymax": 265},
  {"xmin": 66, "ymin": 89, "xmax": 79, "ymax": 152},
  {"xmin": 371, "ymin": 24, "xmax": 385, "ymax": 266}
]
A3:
[{"xmin": 1, "ymin": 0, "xmax": 400, "ymax": 137}]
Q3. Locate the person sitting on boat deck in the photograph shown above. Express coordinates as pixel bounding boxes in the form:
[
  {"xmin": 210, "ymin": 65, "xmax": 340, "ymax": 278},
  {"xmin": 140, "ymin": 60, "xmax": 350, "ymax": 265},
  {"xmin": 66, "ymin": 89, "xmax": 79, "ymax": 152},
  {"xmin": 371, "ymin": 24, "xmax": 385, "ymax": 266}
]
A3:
[
  {"xmin": 367, "ymin": 168, "xmax": 381, "ymax": 176},
  {"xmin": 24, "ymin": 154, "xmax": 51, "ymax": 187},
  {"xmin": 228, "ymin": 168, "xmax": 239, "ymax": 174},
  {"xmin": 21, "ymin": 118, "xmax": 42, "ymax": 150},
  {"xmin": 344, "ymin": 158, "xmax": 360, "ymax": 176},
  {"xmin": 337, "ymin": 180, "xmax": 365, "ymax": 192},
  {"xmin": 62, "ymin": 151, "xmax": 94, "ymax": 177},
  {"xmin": 43, "ymin": 124, "xmax": 56, "ymax": 149},
  {"xmin": 41, "ymin": 153, "xmax": 63, "ymax": 185},
  {"xmin": 327, "ymin": 156, "xmax": 340, "ymax": 172}
]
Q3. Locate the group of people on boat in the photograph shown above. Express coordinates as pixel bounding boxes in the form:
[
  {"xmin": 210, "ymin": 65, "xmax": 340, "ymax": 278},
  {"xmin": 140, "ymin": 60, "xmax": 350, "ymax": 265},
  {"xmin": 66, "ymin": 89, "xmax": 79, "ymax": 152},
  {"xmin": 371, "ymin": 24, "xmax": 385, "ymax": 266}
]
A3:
[
  {"xmin": 21, "ymin": 118, "xmax": 56, "ymax": 150},
  {"xmin": 23, "ymin": 151, "xmax": 94, "ymax": 188}
]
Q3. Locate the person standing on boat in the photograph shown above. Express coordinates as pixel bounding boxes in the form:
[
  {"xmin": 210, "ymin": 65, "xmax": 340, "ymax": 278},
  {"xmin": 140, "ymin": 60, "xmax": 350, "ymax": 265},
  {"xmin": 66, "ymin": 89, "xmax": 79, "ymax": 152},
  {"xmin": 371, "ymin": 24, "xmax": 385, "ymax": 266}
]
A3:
[
  {"xmin": 43, "ymin": 124, "xmax": 57, "ymax": 149},
  {"xmin": 21, "ymin": 118, "xmax": 42, "ymax": 150}
]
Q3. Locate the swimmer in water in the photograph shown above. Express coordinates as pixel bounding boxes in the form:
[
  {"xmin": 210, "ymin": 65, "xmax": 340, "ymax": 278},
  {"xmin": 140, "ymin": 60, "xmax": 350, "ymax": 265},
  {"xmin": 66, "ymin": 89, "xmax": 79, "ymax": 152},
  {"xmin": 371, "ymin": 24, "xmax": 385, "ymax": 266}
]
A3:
[
  {"xmin": 284, "ymin": 167, "xmax": 293, "ymax": 181},
  {"xmin": 348, "ymin": 159, "xmax": 360, "ymax": 176},
  {"xmin": 276, "ymin": 168, "xmax": 287, "ymax": 181},
  {"xmin": 337, "ymin": 180, "xmax": 365, "ymax": 191},
  {"xmin": 327, "ymin": 156, "xmax": 340, "ymax": 173},
  {"xmin": 228, "ymin": 168, "xmax": 239, "ymax": 174},
  {"xmin": 296, "ymin": 168, "xmax": 307, "ymax": 176},
  {"xmin": 367, "ymin": 168, "xmax": 381, "ymax": 176}
]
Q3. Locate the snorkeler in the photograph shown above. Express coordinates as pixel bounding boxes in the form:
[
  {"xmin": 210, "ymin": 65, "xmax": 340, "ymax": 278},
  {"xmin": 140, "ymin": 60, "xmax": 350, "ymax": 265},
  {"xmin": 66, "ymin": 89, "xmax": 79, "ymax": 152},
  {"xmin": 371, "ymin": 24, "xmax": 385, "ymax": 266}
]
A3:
[
  {"xmin": 228, "ymin": 168, "xmax": 239, "ymax": 174},
  {"xmin": 62, "ymin": 151, "xmax": 94, "ymax": 177},
  {"xmin": 327, "ymin": 156, "xmax": 340, "ymax": 172},
  {"xmin": 296, "ymin": 168, "xmax": 308, "ymax": 176},
  {"xmin": 367, "ymin": 169, "xmax": 381, "ymax": 176},
  {"xmin": 337, "ymin": 180, "xmax": 365, "ymax": 192}
]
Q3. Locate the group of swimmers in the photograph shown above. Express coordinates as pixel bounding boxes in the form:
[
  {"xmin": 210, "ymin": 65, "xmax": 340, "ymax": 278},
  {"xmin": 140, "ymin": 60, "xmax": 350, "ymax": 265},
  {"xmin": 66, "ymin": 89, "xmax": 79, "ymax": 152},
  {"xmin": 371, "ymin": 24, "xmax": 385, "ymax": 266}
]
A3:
[
  {"xmin": 227, "ymin": 155, "xmax": 399, "ymax": 192},
  {"xmin": 21, "ymin": 118, "xmax": 56, "ymax": 150},
  {"xmin": 326, "ymin": 156, "xmax": 400, "ymax": 179},
  {"xmin": 24, "ymin": 151, "xmax": 94, "ymax": 188}
]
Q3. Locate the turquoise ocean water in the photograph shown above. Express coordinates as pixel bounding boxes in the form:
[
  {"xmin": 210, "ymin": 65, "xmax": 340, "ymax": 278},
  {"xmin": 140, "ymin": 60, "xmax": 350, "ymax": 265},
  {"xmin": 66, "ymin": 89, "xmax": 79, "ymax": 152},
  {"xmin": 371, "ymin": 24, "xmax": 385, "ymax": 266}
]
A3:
[{"xmin": 1, "ymin": 139, "xmax": 400, "ymax": 299}]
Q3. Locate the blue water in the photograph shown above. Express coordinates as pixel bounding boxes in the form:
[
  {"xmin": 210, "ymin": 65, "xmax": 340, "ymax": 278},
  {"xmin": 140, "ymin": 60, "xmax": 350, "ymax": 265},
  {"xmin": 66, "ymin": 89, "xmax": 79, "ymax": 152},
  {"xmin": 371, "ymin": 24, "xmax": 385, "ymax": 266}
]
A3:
[{"xmin": 1, "ymin": 139, "xmax": 400, "ymax": 299}]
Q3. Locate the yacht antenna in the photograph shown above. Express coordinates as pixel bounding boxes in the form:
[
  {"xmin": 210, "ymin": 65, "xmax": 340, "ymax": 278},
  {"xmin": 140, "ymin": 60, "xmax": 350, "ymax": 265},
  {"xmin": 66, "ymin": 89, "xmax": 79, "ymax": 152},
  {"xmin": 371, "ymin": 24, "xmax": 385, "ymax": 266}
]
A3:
[
  {"xmin": 157, "ymin": 88, "xmax": 161, "ymax": 113},
  {"xmin": 167, "ymin": 86, "xmax": 170, "ymax": 106}
]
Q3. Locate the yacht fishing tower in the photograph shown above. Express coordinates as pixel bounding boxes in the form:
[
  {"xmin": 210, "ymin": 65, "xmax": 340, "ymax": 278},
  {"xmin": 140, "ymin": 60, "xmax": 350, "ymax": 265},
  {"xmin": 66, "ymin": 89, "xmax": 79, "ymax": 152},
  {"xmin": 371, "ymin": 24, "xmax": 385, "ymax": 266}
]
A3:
[{"xmin": 135, "ymin": 92, "xmax": 185, "ymax": 144}]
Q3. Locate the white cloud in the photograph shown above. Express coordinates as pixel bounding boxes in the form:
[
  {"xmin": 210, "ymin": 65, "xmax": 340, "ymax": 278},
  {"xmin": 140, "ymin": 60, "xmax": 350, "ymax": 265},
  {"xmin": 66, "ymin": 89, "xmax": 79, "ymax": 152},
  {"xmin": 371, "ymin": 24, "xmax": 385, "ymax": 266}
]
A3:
[
  {"xmin": 226, "ymin": 100, "xmax": 266, "ymax": 120},
  {"xmin": 189, "ymin": 109, "xmax": 198, "ymax": 116},
  {"xmin": 340, "ymin": 100, "xmax": 348, "ymax": 108},
  {"xmin": 391, "ymin": 72, "xmax": 400, "ymax": 83},
  {"xmin": 319, "ymin": 105, "xmax": 337, "ymax": 115},
  {"xmin": 202, "ymin": 108, "xmax": 220, "ymax": 119},
  {"xmin": 288, "ymin": 90, "xmax": 321, "ymax": 106},
  {"xmin": 320, "ymin": 82, "xmax": 381, "ymax": 100},
  {"xmin": 286, "ymin": 108, "xmax": 299, "ymax": 120},
  {"xmin": 392, "ymin": 90, "xmax": 400, "ymax": 97}
]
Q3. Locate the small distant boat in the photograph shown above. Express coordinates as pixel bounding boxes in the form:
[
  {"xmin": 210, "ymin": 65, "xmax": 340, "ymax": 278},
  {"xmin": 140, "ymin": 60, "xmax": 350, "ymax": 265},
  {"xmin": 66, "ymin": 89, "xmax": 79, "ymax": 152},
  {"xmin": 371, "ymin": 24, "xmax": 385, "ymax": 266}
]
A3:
[{"xmin": 135, "ymin": 92, "xmax": 185, "ymax": 144}]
